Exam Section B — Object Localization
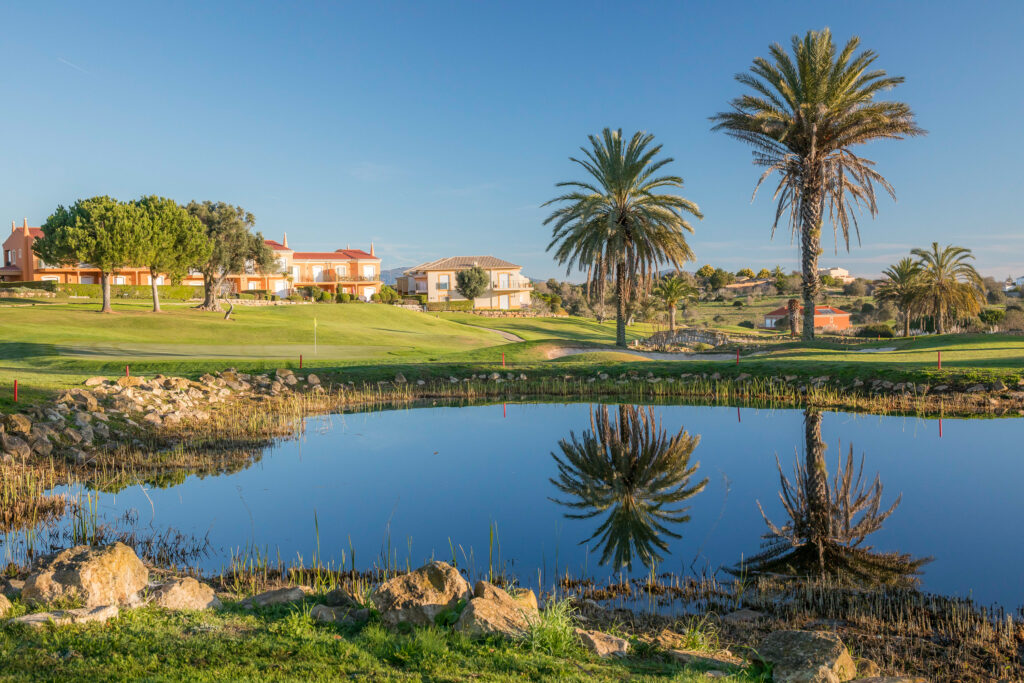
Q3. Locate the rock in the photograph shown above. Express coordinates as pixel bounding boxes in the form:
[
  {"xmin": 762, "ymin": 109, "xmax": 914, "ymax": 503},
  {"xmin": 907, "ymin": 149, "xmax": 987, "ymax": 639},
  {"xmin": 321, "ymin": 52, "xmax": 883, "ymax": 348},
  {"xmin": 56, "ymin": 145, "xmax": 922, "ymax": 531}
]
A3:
[
  {"xmin": 574, "ymin": 628, "xmax": 630, "ymax": 658},
  {"xmin": 1, "ymin": 433, "xmax": 31, "ymax": 459},
  {"xmin": 84, "ymin": 377, "xmax": 107, "ymax": 387},
  {"xmin": 151, "ymin": 577, "xmax": 221, "ymax": 611},
  {"xmin": 722, "ymin": 608, "xmax": 764, "ymax": 624},
  {"xmin": 283, "ymin": 374, "xmax": 298, "ymax": 386},
  {"xmin": 9, "ymin": 605, "xmax": 119, "ymax": 628},
  {"xmin": 668, "ymin": 649, "xmax": 743, "ymax": 671},
  {"xmin": 454, "ymin": 581, "xmax": 538, "ymax": 639},
  {"xmin": 306, "ymin": 373, "xmax": 321, "ymax": 386},
  {"xmin": 372, "ymin": 561, "xmax": 471, "ymax": 627},
  {"xmin": 311, "ymin": 604, "xmax": 370, "ymax": 624},
  {"xmin": 142, "ymin": 413, "xmax": 163, "ymax": 426},
  {"xmin": 240, "ymin": 586, "xmax": 305, "ymax": 609},
  {"xmin": 0, "ymin": 594, "xmax": 10, "ymax": 618},
  {"xmin": 5, "ymin": 413, "xmax": 32, "ymax": 435},
  {"xmin": 854, "ymin": 659, "xmax": 881, "ymax": 677},
  {"xmin": 323, "ymin": 586, "xmax": 366, "ymax": 609},
  {"xmin": 394, "ymin": 372, "xmax": 407, "ymax": 384},
  {"xmin": 117, "ymin": 376, "xmax": 143, "ymax": 388},
  {"xmin": 966, "ymin": 384, "xmax": 986, "ymax": 393},
  {"xmin": 850, "ymin": 678, "xmax": 926, "ymax": 683},
  {"xmin": 275, "ymin": 368, "xmax": 294, "ymax": 379},
  {"xmin": 22, "ymin": 543, "xmax": 148, "ymax": 608},
  {"xmin": 755, "ymin": 630, "xmax": 856, "ymax": 683}
]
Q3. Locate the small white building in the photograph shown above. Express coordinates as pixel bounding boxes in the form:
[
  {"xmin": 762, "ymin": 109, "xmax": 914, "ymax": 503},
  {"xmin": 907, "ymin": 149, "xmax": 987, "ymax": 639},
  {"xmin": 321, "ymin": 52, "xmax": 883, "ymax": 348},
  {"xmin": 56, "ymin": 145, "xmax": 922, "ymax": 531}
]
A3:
[{"xmin": 817, "ymin": 266, "xmax": 855, "ymax": 284}]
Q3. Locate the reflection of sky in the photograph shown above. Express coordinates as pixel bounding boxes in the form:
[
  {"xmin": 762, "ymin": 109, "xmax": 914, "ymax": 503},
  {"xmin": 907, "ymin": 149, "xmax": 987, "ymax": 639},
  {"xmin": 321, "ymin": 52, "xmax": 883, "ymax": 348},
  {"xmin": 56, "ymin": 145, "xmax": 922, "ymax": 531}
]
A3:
[{"xmin": 22, "ymin": 404, "xmax": 1024, "ymax": 608}]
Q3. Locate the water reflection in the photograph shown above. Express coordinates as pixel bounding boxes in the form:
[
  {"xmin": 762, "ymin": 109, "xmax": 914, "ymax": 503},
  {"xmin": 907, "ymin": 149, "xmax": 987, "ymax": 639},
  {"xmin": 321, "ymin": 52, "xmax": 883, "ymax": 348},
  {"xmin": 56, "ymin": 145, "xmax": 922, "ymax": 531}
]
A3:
[
  {"xmin": 738, "ymin": 408, "xmax": 930, "ymax": 587},
  {"xmin": 549, "ymin": 404, "xmax": 708, "ymax": 571}
]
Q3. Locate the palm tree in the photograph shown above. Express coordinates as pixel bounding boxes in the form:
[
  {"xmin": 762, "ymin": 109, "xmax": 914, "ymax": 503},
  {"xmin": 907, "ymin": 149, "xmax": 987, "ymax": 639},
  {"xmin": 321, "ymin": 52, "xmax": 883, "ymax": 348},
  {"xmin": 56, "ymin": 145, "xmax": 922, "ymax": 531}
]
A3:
[
  {"xmin": 910, "ymin": 243, "xmax": 983, "ymax": 334},
  {"xmin": 733, "ymin": 409, "xmax": 929, "ymax": 587},
  {"xmin": 786, "ymin": 298, "xmax": 800, "ymax": 336},
  {"xmin": 653, "ymin": 276, "xmax": 697, "ymax": 333},
  {"xmin": 545, "ymin": 129, "xmax": 703, "ymax": 347},
  {"xmin": 549, "ymin": 405, "xmax": 708, "ymax": 572},
  {"xmin": 875, "ymin": 257, "xmax": 920, "ymax": 337},
  {"xmin": 712, "ymin": 29, "xmax": 924, "ymax": 340}
]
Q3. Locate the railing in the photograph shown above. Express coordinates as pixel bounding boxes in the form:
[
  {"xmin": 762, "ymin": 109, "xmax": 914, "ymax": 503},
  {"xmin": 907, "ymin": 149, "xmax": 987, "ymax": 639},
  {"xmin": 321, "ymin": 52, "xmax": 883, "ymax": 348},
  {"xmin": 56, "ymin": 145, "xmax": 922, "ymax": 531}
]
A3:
[
  {"xmin": 491, "ymin": 277, "xmax": 533, "ymax": 290},
  {"xmin": 293, "ymin": 272, "xmax": 379, "ymax": 283}
]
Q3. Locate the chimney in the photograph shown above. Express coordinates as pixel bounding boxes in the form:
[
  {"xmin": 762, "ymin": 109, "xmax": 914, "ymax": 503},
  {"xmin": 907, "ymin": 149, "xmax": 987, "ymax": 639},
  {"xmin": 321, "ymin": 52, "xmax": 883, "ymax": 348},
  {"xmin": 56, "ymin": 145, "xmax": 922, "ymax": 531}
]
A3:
[
  {"xmin": 370, "ymin": 242, "xmax": 375, "ymax": 256},
  {"xmin": 282, "ymin": 232, "xmax": 288, "ymax": 248},
  {"xmin": 22, "ymin": 218, "xmax": 29, "ymax": 234},
  {"xmin": 11, "ymin": 220, "xmax": 14, "ymax": 233}
]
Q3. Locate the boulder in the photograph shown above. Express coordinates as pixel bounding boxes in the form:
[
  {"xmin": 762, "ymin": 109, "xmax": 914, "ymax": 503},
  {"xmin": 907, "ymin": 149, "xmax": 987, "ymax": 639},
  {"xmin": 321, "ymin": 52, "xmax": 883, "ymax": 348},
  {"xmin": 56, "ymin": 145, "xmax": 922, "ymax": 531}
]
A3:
[
  {"xmin": 755, "ymin": 630, "xmax": 856, "ymax": 683},
  {"xmin": 323, "ymin": 586, "xmax": 366, "ymax": 609},
  {"xmin": 9, "ymin": 605, "xmax": 119, "ymax": 628},
  {"xmin": 372, "ymin": 561, "xmax": 471, "ymax": 627},
  {"xmin": 22, "ymin": 543, "xmax": 148, "ymax": 608},
  {"xmin": 117, "ymin": 376, "xmax": 144, "ymax": 388},
  {"xmin": 311, "ymin": 604, "xmax": 370, "ymax": 624},
  {"xmin": 151, "ymin": 577, "xmax": 222, "ymax": 611},
  {"xmin": 275, "ymin": 368, "xmax": 294, "ymax": 379},
  {"xmin": 240, "ymin": 586, "xmax": 305, "ymax": 609},
  {"xmin": 575, "ymin": 628, "xmax": 630, "ymax": 658},
  {"xmin": 84, "ymin": 377, "xmax": 107, "ymax": 387},
  {"xmin": 1, "ymin": 433, "xmax": 31, "ymax": 459},
  {"xmin": 0, "ymin": 594, "xmax": 11, "ymax": 618},
  {"xmin": 454, "ymin": 581, "xmax": 538, "ymax": 639},
  {"xmin": 5, "ymin": 413, "xmax": 32, "ymax": 435},
  {"xmin": 306, "ymin": 373, "xmax": 321, "ymax": 386},
  {"xmin": 394, "ymin": 372, "xmax": 407, "ymax": 384}
]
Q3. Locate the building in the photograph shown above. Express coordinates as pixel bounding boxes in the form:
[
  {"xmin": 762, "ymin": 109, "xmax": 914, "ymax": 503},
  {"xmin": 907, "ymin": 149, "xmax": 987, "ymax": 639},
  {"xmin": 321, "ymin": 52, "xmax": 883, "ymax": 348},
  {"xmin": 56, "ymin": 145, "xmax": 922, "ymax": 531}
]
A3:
[
  {"xmin": 2, "ymin": 220, "xmax": 381, "ymax": 300},
  {"xmin": 763, "ymin": 305, "xmax": 851, "ymax": 332},
  {"xmin": 817, "ymin": 266, "xmax": 855, "ymax": 284},
  {"xmin": 396, "ymin": 256, "xmax": 533, "ymax": 310},
  {"xmin": 180, "ymin": 233, "xmax": 381, "ymax": 300}
]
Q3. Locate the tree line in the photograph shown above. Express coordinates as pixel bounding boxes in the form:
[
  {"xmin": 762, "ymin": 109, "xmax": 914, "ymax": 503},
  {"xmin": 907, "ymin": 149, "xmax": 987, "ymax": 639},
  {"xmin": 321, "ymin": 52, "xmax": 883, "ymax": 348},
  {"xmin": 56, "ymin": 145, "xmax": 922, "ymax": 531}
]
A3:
[
  {"xmin": 32, "ymin": 196, "xmax": 274, "ymax": 313},
  {"xmin": 544, "ymin": 28, "xmax": 925, "ymax": 346}
]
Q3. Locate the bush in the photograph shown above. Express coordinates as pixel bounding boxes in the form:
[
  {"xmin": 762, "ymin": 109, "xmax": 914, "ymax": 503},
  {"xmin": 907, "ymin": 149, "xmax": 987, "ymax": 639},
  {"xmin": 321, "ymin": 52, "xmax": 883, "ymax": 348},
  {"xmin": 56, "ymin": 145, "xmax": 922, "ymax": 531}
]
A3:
[
  {"xmin": 979, "ymin": 309, "xmax": 1005, "ymax": 327},
  {"xmin": 732, "ymin": 300, "xmax": 744, "ymax": 307},
  {"xmin": 57, "ymin": 283, "xmax": 201, "ymax": 300},
  {"xmin": 425, "ymin": 300, "xmax": 474, "ymax": 312},
  {"xmin": 0, "ymin": 281, "xmax": 58, "ymax": 292},
  {"xmin": 239, "ymin": 293, "xmax": 255, "ymax": 300},
  {"xmin": 287, "ymin": 293, "xmax": 303, "ymax": 302},
  {"xmin": 336, "ymin": 292, "xmax": 352, "ymax": 303},
  {"xmin": 738, "ymin": 320, "xmax": 755, "ymax": 329},
  {"xmin": 843, "ymin": 280, "xmax": 868, "ymax": 297},
  {"xmin": 370, "ymin": 293, "xmax": 381, "ymax": 302},
  {"xmin": 317, "ymin": 290, "xmax": 332, "ymax": 302},
  {"xmin": 378, "ymin": 285, "xmax": 401, "ymax": 304},
  {"xmin": 856, "ymin": 323, "xmax": 894, "ymax": 338}
]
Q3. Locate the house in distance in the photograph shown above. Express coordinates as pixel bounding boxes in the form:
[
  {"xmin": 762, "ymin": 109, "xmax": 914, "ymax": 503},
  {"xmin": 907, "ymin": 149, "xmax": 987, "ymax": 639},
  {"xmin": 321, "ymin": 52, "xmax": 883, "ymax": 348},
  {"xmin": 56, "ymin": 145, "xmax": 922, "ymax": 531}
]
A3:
[
  {"xmin": 763, "ymin": 305, "xmax": 851, "ymax": 332},
  {"xmin": 396, "ymin": 256, "xmax": 533, "ymax": 310}
]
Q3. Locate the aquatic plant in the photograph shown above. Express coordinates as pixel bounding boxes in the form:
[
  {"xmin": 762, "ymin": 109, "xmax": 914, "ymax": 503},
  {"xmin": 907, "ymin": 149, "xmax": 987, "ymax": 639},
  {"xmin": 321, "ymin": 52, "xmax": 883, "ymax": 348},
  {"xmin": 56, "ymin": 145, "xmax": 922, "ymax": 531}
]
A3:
[{"xmin": 549, "ymin": 404, "xmax": 707, "ymax": 571}]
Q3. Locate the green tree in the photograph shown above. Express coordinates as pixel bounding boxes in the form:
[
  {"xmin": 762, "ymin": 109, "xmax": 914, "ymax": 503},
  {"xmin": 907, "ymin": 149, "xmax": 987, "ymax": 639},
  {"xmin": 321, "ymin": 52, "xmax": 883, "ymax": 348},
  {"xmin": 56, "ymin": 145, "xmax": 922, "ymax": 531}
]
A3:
[
  {"xmin": 455, "ymin": 265, "xmax": 489, "ymax": 302},
  {"xmin": 910, "ymin": 243, "xmax": 983, "ymax": 334},
  {"xmin": 135, "ymin": 196, "xmax": 211, "ymax": 313},
  {"xmin": 33, "ymin": 196, "xmax": 144, "ymax": 313},
  {"xmin": 713, "ymin": 29, "xmax": 924, "ymax": 340},
  {"xmin": 709, "ymin": 268, "xmax": 734, "ymax": 290},
  {"xmin": 545, "ymin": 129, "xmax": 702, "ymax": 347},
  {"xmin": 653, "ymin": 276, "xmax": 697, "ymax": 332},
  {"xmin": 979, "ymin": 309, "xmax": 1005, "ymax": 329},
  {"xmin": 874, "ymin": 257, "xmax": 920, "ymax": 337},
  {"xmin": 187, "ymin": 201, "xmax": 274, "ymax": 311},
  {"xmin": 736, "ymin": 268, "xmax": 755, "ymax": 278},
  {"xmin": 756, "ymin": 268, "xmax": 771, "ymax": 279},
  {"xmin": 695, "ymin": 264, "xmax": 715, "ymax": 279},
  {"xmin": 550, "ymin": 405, "xmax": 707, "ymax": 571}
]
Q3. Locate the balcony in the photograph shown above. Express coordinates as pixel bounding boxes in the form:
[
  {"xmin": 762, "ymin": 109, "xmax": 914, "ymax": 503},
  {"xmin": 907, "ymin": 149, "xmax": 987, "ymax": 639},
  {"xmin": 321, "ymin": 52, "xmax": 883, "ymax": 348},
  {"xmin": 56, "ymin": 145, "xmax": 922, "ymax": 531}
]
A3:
[
  {"xmin": 491, "ymin": 276, "xmax": 533, "ymax": 291},
  {"xmin": 295, "ymin": 271, "xmax": 380, "ymax": 284}
]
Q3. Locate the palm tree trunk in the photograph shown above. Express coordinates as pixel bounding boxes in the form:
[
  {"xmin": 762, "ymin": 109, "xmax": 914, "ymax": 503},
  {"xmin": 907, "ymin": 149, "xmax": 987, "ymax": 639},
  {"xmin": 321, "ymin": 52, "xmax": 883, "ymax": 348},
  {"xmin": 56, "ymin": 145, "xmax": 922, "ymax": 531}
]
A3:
[
  {"xmin": 615, "ymin": 262, "xmax": 627, "ymax": 348},
  {"xmin": 150, "ymin": 268, "xmax": 161, "ymax": 313},
  {"xmin": 668, "ymin": 304, "xmax": 676, "ymax": 333},
  {"xmin": 803, "ymin": 409, "xmax": 830, "ymax": 572},
  {"xmin": 787, "ymin": 298, "xmax": 799, "ymax": 336},
  {"xmin": 935, "ymin": 298, "xmax": 945, "ymax": 334},
  {"xmin": 799, "ymin": 175, "xmax": 824, "ymax": 341},
  {"xmin": 903, "ymin": 309, "xmax": 911, "ymax": 338},
  {"xmin": 100, "ymin": 272, "xmax": 113, "ymax": 314}
]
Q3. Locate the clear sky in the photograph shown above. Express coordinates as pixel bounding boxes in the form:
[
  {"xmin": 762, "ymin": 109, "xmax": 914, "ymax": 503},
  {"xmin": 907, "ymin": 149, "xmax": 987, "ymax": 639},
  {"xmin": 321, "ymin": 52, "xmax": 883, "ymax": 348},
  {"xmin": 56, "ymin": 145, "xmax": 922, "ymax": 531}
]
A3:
[{"xmin": 2, "ymin": 1, "xmax": 1021, "ymax": 280}]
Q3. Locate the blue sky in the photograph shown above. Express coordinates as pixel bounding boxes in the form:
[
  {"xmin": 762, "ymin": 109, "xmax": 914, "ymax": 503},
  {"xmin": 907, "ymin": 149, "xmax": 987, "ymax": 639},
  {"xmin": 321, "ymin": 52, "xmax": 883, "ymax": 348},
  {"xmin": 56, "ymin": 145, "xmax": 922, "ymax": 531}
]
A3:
[{"xmin": 2, "ymin": 1, "xmax": 1021, "ymax": 279}]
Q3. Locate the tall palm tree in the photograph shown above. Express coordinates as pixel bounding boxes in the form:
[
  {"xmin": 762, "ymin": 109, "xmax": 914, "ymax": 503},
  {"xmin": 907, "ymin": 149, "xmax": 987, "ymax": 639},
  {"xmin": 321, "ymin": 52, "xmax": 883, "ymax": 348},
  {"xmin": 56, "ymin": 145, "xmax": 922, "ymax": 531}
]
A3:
[
  {"xmin": 910, "ymin": 243, "xmax": 983, "ymax": 334},
  {"xmin": 550, "ymin": 405, "xmax": 708, "ymax": 572},
  {"xmin": 712, "ymin": 29, "xmax": 924, "ymax": 340},
  {"xmin": 786, "ymin": 298, "xmax": 800, "ymax": 336},
  {"xmin": 875, "ymin": 257, "xmax": 921, "ymax": 337},
  {"xmin": 545, "ymin": 129, "xmax": 703, "ymax": 347},
  {"xmin": 653, "ymin": 276, "xmax": 697, "ymax": 333},
  {"xmin": 733, "ymin": 409, "xmax": 929, "ymax": 587}
]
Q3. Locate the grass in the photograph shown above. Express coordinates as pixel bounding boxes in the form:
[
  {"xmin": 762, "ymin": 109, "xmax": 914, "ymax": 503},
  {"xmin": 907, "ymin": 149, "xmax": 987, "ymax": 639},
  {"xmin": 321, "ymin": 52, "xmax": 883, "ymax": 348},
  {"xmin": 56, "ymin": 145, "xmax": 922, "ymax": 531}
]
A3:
[{"xmin": 0, "ymin": 600, "xmax": 766, "ymax": 682}]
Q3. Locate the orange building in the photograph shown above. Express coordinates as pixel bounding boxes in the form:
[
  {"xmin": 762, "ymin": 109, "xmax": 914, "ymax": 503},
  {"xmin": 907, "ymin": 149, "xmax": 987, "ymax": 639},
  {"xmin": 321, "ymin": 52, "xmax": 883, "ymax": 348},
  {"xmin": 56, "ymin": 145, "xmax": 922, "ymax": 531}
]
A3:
[
  {"xmin": 763, "ymin": 305, "xmax": 851, "ymax": 332},
  {"xmin": 2, "ymin": 220, "xmax": 381, "ymax": 300}
]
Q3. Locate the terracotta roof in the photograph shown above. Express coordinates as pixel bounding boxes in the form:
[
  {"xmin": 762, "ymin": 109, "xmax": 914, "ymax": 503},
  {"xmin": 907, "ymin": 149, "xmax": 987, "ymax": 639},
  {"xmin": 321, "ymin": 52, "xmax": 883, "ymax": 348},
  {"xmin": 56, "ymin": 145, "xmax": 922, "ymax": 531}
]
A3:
[
  {"xmin": 264, "ymin": 239, "xmax": 290, "ymax": 251},
  {"xmin": 28, "ymin": 228, "xmax": 43, "ymax": 237},
  {"xmin": 766, "ymin": 305, "xmax": 849, "ymax": 318},
  {"xmin": 292, "ymin": 250, "xmax": 378, "ymax": 260},
  {"xmin": 406, "ymin": 256, "xmax": 520, "ymax": 273},
  {"xmin": 0, "ymin": 265, "xmax": 22, "ymax": 274}
]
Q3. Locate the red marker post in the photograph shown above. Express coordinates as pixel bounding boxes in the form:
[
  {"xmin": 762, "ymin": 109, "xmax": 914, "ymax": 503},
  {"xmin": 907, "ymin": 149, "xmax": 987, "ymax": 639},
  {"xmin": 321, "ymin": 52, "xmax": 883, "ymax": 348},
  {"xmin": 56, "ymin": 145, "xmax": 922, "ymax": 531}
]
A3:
[
  {"xmin": 125, "ymin": 365, "xmax": 130, "ymax": 378},
  {"xmin": 937, "ymin": 351, "xmax": 942, "ymax": 370},
  {"xmin": 736, "ymin": 349, "xmax": 740, "ymax": 366},
  {"xmin": 300, "ymin": 354, "xmax": 303, "ymax": 369},
  {"xmin": 13, "ymin": 380, "xmax": 17, "ymax": 403},
  {"xmin": 502, "ymin": 352, "xmax": 505, "ymax": 368}
]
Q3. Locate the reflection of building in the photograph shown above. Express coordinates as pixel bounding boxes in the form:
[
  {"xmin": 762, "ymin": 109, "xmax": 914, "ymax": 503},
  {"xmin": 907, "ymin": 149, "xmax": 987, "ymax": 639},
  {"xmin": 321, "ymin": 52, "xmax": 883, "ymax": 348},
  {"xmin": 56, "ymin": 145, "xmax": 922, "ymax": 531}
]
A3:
[
  {"xmin": 818, "ymin": 266, "xmax": 855, "ymax": 284},
  {"xmin": 396, "ymin": 256, "xmax": 532, "ymax": 309},
  {"xmin": 763, "ymin": 305, "xmax": 851, "ymax": 331},
  {"xmin": 1, "ymin": 221, "xmax": 381, "ymax": 300},
  {"xmin": 182, "ymin": 234, "xmax": 381, "ymax": 300}
]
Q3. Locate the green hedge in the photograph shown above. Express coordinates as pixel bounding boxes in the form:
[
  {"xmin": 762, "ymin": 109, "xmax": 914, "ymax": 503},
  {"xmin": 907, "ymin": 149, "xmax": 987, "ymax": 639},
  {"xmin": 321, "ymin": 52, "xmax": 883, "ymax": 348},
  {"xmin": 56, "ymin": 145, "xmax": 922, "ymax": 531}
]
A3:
[
  {"xmin": 0, "ymin": 281, "xmax": 58, "ymax": 292},
  {"xmin": 58, "ymin": 283, "xmax": 202, "ymax": 300},
  {"xmin": 426, "ymin": 300, "xmax": 474, "ymax": 312}
]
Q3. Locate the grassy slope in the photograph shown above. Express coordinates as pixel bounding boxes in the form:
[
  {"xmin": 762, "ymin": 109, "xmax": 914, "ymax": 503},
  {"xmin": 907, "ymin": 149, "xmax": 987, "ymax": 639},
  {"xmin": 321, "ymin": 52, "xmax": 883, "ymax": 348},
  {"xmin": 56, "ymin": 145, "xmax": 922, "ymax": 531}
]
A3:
[{"xmin": 0, "ymin": 603, "xmax": 754, "ymax": 683}]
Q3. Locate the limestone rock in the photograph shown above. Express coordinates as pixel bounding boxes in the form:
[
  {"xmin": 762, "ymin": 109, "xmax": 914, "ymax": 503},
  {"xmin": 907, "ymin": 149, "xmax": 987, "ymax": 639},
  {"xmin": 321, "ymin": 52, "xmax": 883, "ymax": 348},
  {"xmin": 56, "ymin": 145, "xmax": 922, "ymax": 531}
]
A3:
[
  {"xmin": 394, "ymin": 372, "xmax": 406, "ymax": 384},
  {"xmin": 5, "ymin": 413, "xmax": 32, "ymax": 435},
  {"xmin": 0, "ymin": 594, "xmax": 11, "ymax": 618},
  {"xmin": 372, "ymin": 561, "xmax": 471, "ymax": 627},
  {"xmin": 323, "ymin": 586, "xmax": 366, "ymax": 609},
  {"xmin": 454, "ymin": 581, "xmax": 538, "ymax": 639},
  {"xmin": 22, "ymin": 543, "xmax": 148, "ymax": 608},
  {"xmin": 311, "ymin": 604, "xmax": 370, "ymax": 624},
  {"xmin": 117, "ymin": 376, "xmax": 143, "ymax": 388},
  {"xmin": 306, "ymin": 373, "xmax": 321, "ymax": 386},
  {"xmin": 84, "ymin": 377, "xmax": 107, "ymax": 387},
  {"xmin": 1, "ymin": 433, "xmax": 31, "ymax": 459},
  {"xmin": 151, "ymin": 577, "xmax": 221, "ymax": 611},
  {"xmin": 575, "ymin": 628, "xmax": 630, "ymax": 658},
  {"xmin": 9, "ymin": 605, "xmax": 119, "ymax": 628},
  {"xmin": 240, "ymin": 586, "xmax": 305, "ymax": 609},
  {"xmin": 756, "ymin": 630, "xmax": 856, "ymax": 683}
]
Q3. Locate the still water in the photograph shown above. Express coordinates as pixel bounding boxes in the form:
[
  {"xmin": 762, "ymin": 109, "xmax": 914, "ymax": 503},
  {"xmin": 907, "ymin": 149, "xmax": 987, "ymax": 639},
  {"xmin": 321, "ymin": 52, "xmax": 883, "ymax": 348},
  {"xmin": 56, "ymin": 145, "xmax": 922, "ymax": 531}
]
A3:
[{"xmin": 13, "ymin": 403, "xmax": 1024, "ymax": 607}]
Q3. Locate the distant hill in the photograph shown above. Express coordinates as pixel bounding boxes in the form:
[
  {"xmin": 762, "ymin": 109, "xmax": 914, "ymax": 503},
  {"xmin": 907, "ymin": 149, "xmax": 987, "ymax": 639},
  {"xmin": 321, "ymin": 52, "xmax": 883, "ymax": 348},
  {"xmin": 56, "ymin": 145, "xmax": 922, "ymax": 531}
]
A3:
[{"xmin": 379, "ymin": 267, "xmax": 407, "ymax": 286}]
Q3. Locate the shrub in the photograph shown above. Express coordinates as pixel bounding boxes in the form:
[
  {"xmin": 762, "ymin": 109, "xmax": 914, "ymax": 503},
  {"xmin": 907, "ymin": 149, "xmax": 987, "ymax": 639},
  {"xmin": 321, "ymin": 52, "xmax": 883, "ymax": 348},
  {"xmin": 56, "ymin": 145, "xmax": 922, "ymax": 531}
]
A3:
[
  {"xmin": 337, "ymin": 292, "xmax": 352, "ymax": 303},
  {"xmin": 317, "ymin": 290, "xmax": 332, "ymax": 302},
  {"xmin": 287, "ymin": 293, "xmax": 303, "ymax": 302},
  {"xmin": 270, "ymin": 294, "xmax": 279, "ymax": 301},
  {"xmin": 1004, "ymin": 308, "xmax": 1024, "ymax": 331},
  {"xmin": 57, "ymin": 283, "xmax": 201, "ymax": 300},
  {"xmin": 378, "ymin": 285, "xmax": 401, "ymax": 304},
  {"xmin": 239, "ymin": 293, "xmax": 255, "ymax": 300},
  {"xmin": 370, "ymin": 293, "xmax": 381, "ymax": 302},
  {"xmin": 417, "ymin": 294, "xmax": 427, "ymax": 305},
  {"xmin": 524, "ymin": 598, "xmax": 580, "ymax": 658},
  {"xmin": 732, "ymin": 300, "xmax": 744, "ymax": 307},
  {"xmin": 425, "ymin": 300, "xmax": 474, "ymax": 312},
  {"xmin": 0, "ymin": 281, "xmax": 58, "ymax": 292},
  {"xmin": 843, "ymin": 280, "xmax": 868, "ymax": 297},
  {"xmin": 738, "ymin": 320, "xmax": 755, "ymax": 329},
  {"xmin": 856, "ymin": 323, "xmax": 894, "ymax": 338},
  {"xmin": 979, "ymin": 309, "xmax": 1005, "ymax": 327}
]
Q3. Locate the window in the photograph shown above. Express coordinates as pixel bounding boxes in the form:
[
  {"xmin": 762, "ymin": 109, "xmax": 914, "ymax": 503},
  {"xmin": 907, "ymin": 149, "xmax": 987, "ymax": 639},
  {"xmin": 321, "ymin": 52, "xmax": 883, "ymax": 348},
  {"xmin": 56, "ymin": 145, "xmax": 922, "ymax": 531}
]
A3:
[
  {"xmin": 112, "ymin": 275, "xmax": 126, "ymax": 285},
  {"xmin": 438, "ymin": 274, "xmax": 450, "ymax": 290},
  {"xmin": 40, "ymin": 275, "xmax": 59, "ymax": 282},
  {"xmin": 248, "ymin": 281, "xmax": 258, "ymax": 290},
  {"xmin": 499, "ymin": 273, "xmax": 509, "ymax": 289},
  {"xmin": 362, "ymin": 264, "xmax": 375, "ymax": 278},
  {"xmin": 312, "ymin": 266, "xmax": 324, "ymax": 282},
  {"xmin": 336, "ymin": 265, "xmax": 347, "ymax": 277}
]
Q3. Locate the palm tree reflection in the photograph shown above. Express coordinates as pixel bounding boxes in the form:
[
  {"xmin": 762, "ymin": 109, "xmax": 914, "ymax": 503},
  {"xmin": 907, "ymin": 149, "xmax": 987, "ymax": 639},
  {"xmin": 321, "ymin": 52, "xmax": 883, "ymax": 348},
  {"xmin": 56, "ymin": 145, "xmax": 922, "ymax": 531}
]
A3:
[
  {"xmin": 738, "ymin": 409, "xmax": 930, "ymax": 587},
  {"xmin": 550, "ymin": 405, "xmax": 708, "ymax": 572}
]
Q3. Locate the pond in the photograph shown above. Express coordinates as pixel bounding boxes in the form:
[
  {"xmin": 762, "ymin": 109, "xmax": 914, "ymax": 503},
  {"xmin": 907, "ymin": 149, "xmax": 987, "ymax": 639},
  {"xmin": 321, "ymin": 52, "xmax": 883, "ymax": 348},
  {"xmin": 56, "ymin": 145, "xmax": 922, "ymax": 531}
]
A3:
[{"xmin": 5, "ymin": 402, "xmax": 1024, "ymax": 609}]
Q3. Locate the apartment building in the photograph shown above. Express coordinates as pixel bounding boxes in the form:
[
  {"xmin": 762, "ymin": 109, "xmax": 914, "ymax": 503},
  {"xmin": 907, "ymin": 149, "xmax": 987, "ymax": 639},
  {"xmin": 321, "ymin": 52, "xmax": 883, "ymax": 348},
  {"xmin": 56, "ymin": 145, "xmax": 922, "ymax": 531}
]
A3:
[{"xmin": 396, "ymin": 256, "xmax": 532, "ymax": 309}]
